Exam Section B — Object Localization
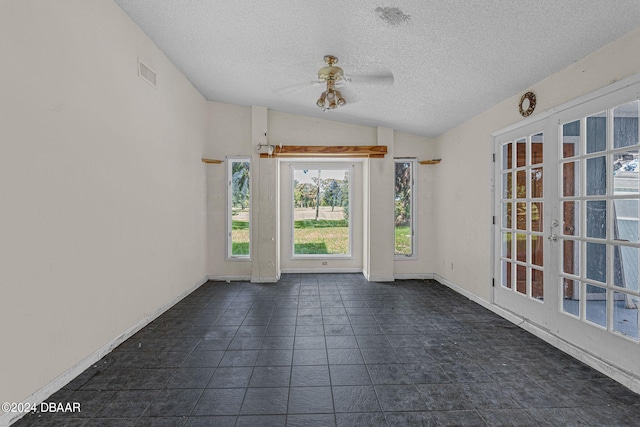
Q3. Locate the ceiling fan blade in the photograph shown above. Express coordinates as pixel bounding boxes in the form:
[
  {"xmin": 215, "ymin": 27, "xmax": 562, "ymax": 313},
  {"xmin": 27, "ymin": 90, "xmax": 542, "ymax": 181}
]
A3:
[
  {"xmin": 274, "ymin": 80, "xmax": 323, "ymax": 95},
  {"xmin": 344, "ymin": 71, "xmax": 394, "ymax": 86}
]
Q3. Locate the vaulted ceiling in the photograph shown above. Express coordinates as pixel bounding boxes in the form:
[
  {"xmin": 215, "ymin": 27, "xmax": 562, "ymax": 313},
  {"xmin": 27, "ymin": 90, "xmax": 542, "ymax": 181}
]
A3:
[{"xmin": 114, "ymin": 1, "xmax": 640, "ymax": 137}]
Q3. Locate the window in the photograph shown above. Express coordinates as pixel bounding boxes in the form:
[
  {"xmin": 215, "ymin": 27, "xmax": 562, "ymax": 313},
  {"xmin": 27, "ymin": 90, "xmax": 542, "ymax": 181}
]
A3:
[
  {"xmin": 291, "ymin": 165, "xmax": 351, "ymax": 257},
  {"xmin": 395, "ymin": 159, "xmax": 416, "ymax": 257},
  {"xmin": 227, "ymin": 158, "xmax": 250, "ymax": 259}
]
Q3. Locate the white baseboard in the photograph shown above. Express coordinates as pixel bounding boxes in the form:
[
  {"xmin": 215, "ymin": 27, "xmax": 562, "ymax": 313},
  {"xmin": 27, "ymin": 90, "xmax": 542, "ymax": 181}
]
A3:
[
  {"xmin": 280, "ymin": 267, "xmax": 362, "ymax": 274},
  {"xmin": 2, "ymin": 276, "xmax": 208, "ymax": 427},
  {"xmin": 393, "ymin": 273, "xmax": 435, "ymax": 280},
  {"xmin": 433, "ymin": 273, "xmax": 640, "ymax": 395},
  {"xmin": 207, "ymin": 275, "xmax": 251, "ymax": 282}
]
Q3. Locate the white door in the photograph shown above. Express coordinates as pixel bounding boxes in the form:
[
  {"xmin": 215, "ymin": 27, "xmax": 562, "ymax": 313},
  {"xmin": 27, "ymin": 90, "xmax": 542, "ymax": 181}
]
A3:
[{"xmin": 494, "ymin": 80, "xmax": 640, "ymax": 381}]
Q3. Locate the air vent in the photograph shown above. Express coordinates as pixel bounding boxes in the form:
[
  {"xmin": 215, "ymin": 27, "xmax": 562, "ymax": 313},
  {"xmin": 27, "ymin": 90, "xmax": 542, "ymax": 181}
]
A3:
[{"xmin": 138, "ymin": 59, "xmax": 156, "ymax": 87}]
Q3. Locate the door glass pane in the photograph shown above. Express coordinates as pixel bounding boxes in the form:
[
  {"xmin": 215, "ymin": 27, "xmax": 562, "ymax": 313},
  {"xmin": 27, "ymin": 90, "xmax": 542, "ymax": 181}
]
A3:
[
  {"xmin": 502, "ymin": 233, "xmax": 512, "ymax": 259},
  {"xmin": 613, "ymin": 199, "xmax": 639, "ymax": 243},
  {"xmin": 531, "ymin": 167, "xmax": 543, "ymax": 198},
  {"xmin": 531, "ymin": 133, "xmax": 543, "ymax": 165},
  {"xmin": 394, "ymin": 161, "xmax": 413, "ymax": 256},
  {"xmin": 516, "ymin": 264, "xmax": 526, "ymax": 294},
  {"xmin": 586, "ymin": 111, "xmax": 607, "ymax": 153},
  {"xmin": 503, "ymin": 142, "xmax": 513, "ymax": 169},
  {"xmin": 502, "ymin": 261, "xmax": 512, "ymax": 289},
  {"xmin": 613, "ymin": 101, "xmax": 639, "ymax": 149},
  {"xmin": 516, "ymin": 170, "xmax": 527, "ymax": 198},
  {"xmin": 516, "ymin": 233, "xmax": 526, "ymax": 262},
  {"xmin": 585, "ymin": 284, "xmax": 607, "ymax": 327},
  {"xmin": 613, "ymin": 245, "xmax": 638, "ymax": 292},
  {"xmin": 562, "ymin": 239, "xmax": 580, "ymax": 275},
  {"xmin": 586, "ymin": 242, "xmax": 606, "ymax": 283},
  {"xmin": 613, "ymin": 292, "xmax": 639, "ymax": 340},
  {"xmin": 586, "ymin": 200, "xmax": 607, "ymax": 239},
  {"xmin": 516, "ymin": 138, "xmax": 527, "ymax": 167},
  {"xmin": 563, "ymin": 161, "xmax": 580, "ymax": 197},
  {"xmin": 516, "ymin": 202, "xmax": 527, "ymax": 230},
  {"xmin": 502, "ymin": 173, "xmax": 512, "ymax": 199},
  {"xmin": 531, "ymin": 235, "xmax": 543, "ymax": 267},
  {"xmin": 293, "ymin": 168, "xmax": 350, "ymax": 256},
  {"xmin": 503, "ymin": 202, "xmax": 512, "ymax": 228},
  {"xmin": 563, "ymin": 201, "xmax": 579, "ymax": 236},
  {"xmin": 562, "ymin": 279, "xmax": 580, "ymax": 317},
  {"xmin": 532, "ymin": 269, "xmax": 543, "ymax": 300},
  {"xmin": 563, "ymin": 120, "xmax": 581, "ymax": 158},
  {"xmin": 531, "ymin": 202, "xmax": 543, "ymax": 232},
  {"xmin": 586, "ymin": 156, "xmax": 606, "ymax": 196},
  {"xmin": 613, "ymin": 150, "xmax": 639, "ymax": 195}
]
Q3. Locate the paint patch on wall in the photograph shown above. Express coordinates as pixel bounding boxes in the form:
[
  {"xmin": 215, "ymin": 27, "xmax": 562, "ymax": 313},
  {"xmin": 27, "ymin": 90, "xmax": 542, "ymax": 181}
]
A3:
[{"xmin": 375, "ymin": 7, "xmax": 410, "ymax": 26}]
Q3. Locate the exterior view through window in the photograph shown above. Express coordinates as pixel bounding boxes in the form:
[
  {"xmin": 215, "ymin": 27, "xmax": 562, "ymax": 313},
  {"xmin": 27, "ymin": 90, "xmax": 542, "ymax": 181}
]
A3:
[
  {"xmin": 395, "ymin": 159, "xmax": 415, "ymax": 256},
  {"xmin": 292, "ymin": 166, "xmax": 351, "ymax": 256},
  {"xmin": 228, "ymin": 158, "xmax": 250, "ymax": 258}
]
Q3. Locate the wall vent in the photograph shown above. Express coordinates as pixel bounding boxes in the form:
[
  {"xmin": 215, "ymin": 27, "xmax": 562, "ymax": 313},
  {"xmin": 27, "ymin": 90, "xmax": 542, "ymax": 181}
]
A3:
[{"xmin": 138, "ymin": 59, "xmax": 156, "ymax": 87}]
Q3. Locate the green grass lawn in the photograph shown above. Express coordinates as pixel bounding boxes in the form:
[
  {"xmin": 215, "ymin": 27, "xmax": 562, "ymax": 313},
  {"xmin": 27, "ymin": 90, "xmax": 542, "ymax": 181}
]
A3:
[
  {"xmin": 294, "ymin": 222, "xmax": 349, "ymax": 254},
  {"xmin": 234, "ymin": 220, "xmax": 411, "ymax": 256},
  {"xmin": 395, "ymin": 226, "xmax": 411, "ymax": 255}
]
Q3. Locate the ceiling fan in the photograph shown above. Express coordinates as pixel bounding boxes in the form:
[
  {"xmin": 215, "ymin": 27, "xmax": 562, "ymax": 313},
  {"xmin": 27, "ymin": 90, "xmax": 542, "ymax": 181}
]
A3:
[{"xmin": 278, "ymin": 55, "xmax": 394, "ymax": 111}]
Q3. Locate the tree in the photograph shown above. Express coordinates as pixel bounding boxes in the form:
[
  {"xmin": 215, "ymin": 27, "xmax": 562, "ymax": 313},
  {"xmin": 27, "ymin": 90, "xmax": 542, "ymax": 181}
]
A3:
[
  {"xmin": 232, "ymin": 161, "xmax": 250, "ymax": 209},
  {"xmin": 395, "ymin": 162, "xmax": 411, "ymax": 226},
  {"xmin": 323, "ymin": 179, "xmax": 343, "ymax": 211}
]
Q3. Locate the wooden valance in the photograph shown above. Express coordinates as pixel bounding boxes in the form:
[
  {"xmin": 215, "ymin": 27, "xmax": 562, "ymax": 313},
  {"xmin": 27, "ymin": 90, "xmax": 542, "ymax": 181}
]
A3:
[
  {"xmin": 259, "ymin": 145, "xmax": 387, "ymax": 158},
  {"xmin": 419, "ymin": 159, "xmax": 442, "ymax": 165}
]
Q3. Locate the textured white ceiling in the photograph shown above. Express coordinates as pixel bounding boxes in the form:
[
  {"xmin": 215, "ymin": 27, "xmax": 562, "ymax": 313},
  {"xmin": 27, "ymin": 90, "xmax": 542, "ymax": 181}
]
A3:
[{"xmin": 114, "ymin": 0, "xmax": 640, "ymax": 137}]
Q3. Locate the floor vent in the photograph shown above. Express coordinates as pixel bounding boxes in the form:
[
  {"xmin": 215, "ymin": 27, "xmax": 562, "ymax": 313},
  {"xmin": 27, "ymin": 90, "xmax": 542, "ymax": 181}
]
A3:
[{"xmin": 138, "ymin": 59, "xmax": 156, "ymax": 87}]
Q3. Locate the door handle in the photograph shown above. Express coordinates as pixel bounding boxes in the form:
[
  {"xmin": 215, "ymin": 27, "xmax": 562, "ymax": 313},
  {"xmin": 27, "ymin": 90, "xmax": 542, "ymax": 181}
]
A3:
[{"xmin": 548, "ymin": 234, "xmax": 559, "ymax": 242}]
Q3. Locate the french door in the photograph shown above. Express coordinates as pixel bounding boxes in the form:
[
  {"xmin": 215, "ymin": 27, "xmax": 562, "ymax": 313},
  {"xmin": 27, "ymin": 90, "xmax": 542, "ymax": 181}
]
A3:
[{"xmin": 494, "ymin": 80, "xmax": 640, "ymax": 380}]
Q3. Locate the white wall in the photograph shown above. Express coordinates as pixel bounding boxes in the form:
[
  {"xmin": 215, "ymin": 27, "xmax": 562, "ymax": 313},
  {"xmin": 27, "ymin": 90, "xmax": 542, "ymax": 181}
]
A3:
[
  {"xmin": 205, "ymin": 102, "xmax": 253, "ymax": 280},
  {"xmin": 0, "ymin": 0, "xmax": 208, "ymax": 412},
  {"xmin": 432, "ymin": 27, "xmax": 640, "ymax": 302}
]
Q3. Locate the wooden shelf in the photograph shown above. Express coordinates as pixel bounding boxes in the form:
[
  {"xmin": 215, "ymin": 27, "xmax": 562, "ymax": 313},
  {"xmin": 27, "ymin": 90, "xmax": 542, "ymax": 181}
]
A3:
[
  {"xmin": 201, "ymin": 158, "xmax": 223, "ymax": 164},
  {"xmin": 419, "ymin": 159, "xmax": 442, "ymax": 165},
  {"xmin": 259, "ymin": 145, "xmax": 387, "ymax": 158}
]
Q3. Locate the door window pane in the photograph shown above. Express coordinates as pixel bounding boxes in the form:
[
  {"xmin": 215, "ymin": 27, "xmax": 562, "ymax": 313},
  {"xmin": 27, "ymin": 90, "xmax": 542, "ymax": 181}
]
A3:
[
  {"xmin": 531, "ymin": 235, "xmax": 543, "ymax": 267},
  {"xmin": 516, "ymin": 170, "xmax": 527, "ymax": 198},
  {"xmin": 586, "ymin": 200, "xmax": 607, "ymax": 239},
  {"xmin": 532, "ymin": 269, "xmax": 543, "ymax": 300},
  {"xmin": 563, "ymin": 120, "xmax": 581, "ymax": 158},
  {"xmin": 614, "ymin": 101, "xmax": 639, "ymax": 149},
  {"xmin": 516, "ymin": 264, "xmax": 526, "ymax": 294},
  {"xmin": 562, "ymin": 279, "xmax": 580, "ymax": 317},
  {"xmin": 563, "ymin": 162, "xmax": 580, "ymax": 197},
  {"xmin": 516, "ymin": 202, "xmax": 527, "ymax": 230},
  {"xmin": 516, "ymin": 138, "xmax": 527, "ymax": 167},
  {"xmin": 585, "ymin": 284, "xmax": 607, "ymax": 327},
  {"xmin": 586, "ymin": 242, "xmax": 607, "ymax": 283},
  {"xmin": 502, "ymin": 173, "xmax": 512, "ymax": 199},
  {"xmin": 395, "ymin": 160, "xmax": 414, "ymax": 256},
  {"xmin": 586, "ymin": 156, "xmax": 607, "ymax": 196},
  {"xmin": 503, "ymin": 202, "xmax": 513, "ymax": 229},
  {"xmin": 586, "ymin": 111, "xmax": 607, "ymax": 153},
  {"xmin": 613, "ymin": 150, "xmax": 639, "ymax": 195},
  {"xmin": 531, "ymin": 133, "xmax": 543, "ymax": 165},
  {"xmin": 531, "ymin": 202, "xmax": 543, "ymax": 232},
  {"xmin": 613, "ymin": 292, "xmax": 639, "ymax": 340},
  {"xmin": 228, "ymin": 159, "xmax": 251, "ymax": 258},
  {"xmin": 531, "ymin": 168, "xmax": 543, "ymax": 198},
  {"xmin": 562, "ymin": 239, "xmax": 580, "ymax": 275},
  {"xmin": 563, "ymin": 201, "xmax": 579, "ymax": 236},
  {"xmin": 503, "ymin": 142, "xmax": 513, "ymax": 169},
  {"xmin": 613, "ymin": 245, "xmax": 639, "ymax": 292}
]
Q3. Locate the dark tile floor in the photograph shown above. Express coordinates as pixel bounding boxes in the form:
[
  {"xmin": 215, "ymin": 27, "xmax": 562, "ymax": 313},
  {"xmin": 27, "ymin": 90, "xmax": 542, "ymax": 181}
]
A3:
[{"xmin": 14, "ymin": 274, "xmax": 640, "ymax": 426}]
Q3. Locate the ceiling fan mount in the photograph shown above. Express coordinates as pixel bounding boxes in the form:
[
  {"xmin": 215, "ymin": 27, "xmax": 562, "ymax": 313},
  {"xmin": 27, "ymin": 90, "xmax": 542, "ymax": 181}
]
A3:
[{"xmin": 317, "ymin": 55, "xmax": 344, "ymax": 82}]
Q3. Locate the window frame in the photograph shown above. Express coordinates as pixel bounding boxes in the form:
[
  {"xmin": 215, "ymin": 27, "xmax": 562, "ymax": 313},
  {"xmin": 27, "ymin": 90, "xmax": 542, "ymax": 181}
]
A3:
[
  {"xmin": 394, "ymin": 158, "xmax": 417, "ymax": 260},
  {"xmin": 227, "ymin": 156, "xmax": 251, "ymax": 261},
  {"xmin": 290, "ymin": 162, "xmax": 354, "ymax": 259}
]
